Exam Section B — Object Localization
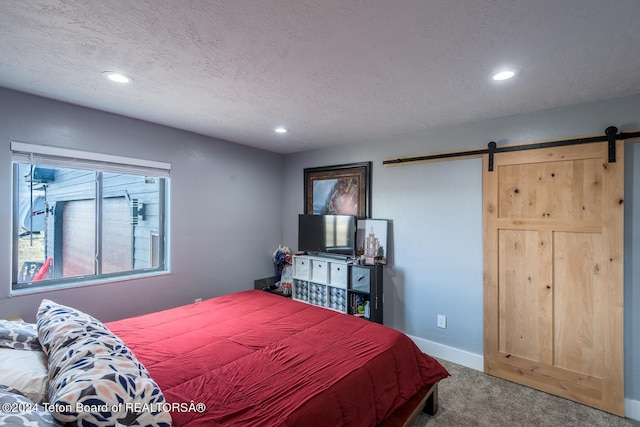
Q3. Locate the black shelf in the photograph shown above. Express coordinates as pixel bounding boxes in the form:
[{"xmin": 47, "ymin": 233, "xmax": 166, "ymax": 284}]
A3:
[{"xmin": 348, "ymin": 263, "xmax": 383, "ymax": 324}]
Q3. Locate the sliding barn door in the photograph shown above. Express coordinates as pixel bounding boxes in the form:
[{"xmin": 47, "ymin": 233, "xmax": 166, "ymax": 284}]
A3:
[{"xmin": 483, "ymin": 140, "xmax": 624, "ymax": 415}]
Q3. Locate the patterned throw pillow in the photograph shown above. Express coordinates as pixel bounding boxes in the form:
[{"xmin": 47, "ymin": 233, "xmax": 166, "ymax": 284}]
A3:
[
  {"xmin": 36, "ymin": 299, "xmax": 172, "ymax": 427},
  {"xmin": 0, "ymin": 319, "xmax": 42, "ymax": 350},
  {"xmin": 0, "ymin": 385, "xmax": 58, "ymax": 426}
]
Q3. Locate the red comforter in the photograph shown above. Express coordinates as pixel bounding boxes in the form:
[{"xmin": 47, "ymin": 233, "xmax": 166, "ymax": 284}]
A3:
[{"xmin": 107, "ymin": 290, "xmax": 449, "ymax": 426}]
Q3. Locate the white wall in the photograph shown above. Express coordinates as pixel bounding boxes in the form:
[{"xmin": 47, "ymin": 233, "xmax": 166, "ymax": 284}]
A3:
[
  {"xmin": 0, "ymin": 88, "xmax": 283, "ymax": 322},
  {"xmin": 281, "ymin": 94, "xmax": 640, "ymax": 406}
]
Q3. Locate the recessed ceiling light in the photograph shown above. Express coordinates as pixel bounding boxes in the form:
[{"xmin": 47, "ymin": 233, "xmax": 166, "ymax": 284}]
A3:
[
  {"xmin": 101, "ymin": 71, "xmax": 133, "ymax": 83},
  {"xmin": 274, "ymin": 127, "xmax": 288, "ymax": 133},
  {"xmin": 492, "ymin": 68, "xmax": 520, "ymax": 81}
]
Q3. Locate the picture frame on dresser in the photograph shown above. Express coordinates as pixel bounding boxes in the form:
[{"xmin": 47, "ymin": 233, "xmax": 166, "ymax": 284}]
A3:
[
  {"xmin": 357, "ymin": 219, "xmax": 388, "ymax": 264},
  {"xmin": 304, "ymin": 162, "xmax": 371, "ymax": 218}
]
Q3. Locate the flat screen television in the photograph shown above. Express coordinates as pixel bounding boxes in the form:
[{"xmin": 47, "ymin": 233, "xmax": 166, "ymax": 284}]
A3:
[{"xmin": 298, "ymin": 214, "xmax": 357, "ymax": 257}]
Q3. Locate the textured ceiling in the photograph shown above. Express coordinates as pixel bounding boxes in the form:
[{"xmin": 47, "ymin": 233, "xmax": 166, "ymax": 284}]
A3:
[{"xmin": 1, "ymin": 1, "xmax": 639, "ymax": 154}]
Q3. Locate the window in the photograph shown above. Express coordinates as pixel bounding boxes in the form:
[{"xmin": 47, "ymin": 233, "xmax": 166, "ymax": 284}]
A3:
[{"xmin": 11, "ymin": 142, "xmax": 170, "ymax": 292}]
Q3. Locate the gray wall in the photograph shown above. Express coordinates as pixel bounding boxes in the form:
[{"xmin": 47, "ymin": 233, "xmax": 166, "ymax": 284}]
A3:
[
  {"xmin": 281, "ymin": 94, "xmax": 640, "ymax": 403},
  {"xmin": 0, "ymin": 87, "xmax": 283, "ymax": 322},
  {"xmin": 626, "ymin": 140, "xmax": 640, "ymax": 405},
  {"xmin": 1, "ymin": 86, "xmax": 638, "ymax": 407}
]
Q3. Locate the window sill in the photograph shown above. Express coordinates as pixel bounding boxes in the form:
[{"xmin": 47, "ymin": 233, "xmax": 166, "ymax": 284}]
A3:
[{"xmin": 10, "ymin": 270, "xmax": 171, "ymax": 297}]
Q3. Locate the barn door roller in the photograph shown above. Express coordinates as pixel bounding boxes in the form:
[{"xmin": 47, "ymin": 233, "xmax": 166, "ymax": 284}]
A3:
[
  {"xmin": 605, "ymin": 126, "xmax": 618, "ymax": 163},
  {"xmin": 383, "ymin": 126, "xmax": 638, "ymax": 169},
  {"xmin": 487, "ymin": 141, "xmax": 497, "ymax": 172},
  {"xmin": 486, "ymin": 126, "xmax": 622, "ymax": 172}
]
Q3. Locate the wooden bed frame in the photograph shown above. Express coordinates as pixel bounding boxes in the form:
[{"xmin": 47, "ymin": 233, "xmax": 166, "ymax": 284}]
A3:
[{"xmin": 381, "ymin": 382, "xmax": 439, "ymax": 426}]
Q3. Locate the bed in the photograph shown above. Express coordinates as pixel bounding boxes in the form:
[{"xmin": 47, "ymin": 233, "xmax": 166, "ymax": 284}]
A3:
[
  {"xmin": 0, "ymin": 290, "xmax": 449, "ymax": 427},
  {"xmin": 107, "ymin": 290, "xmax": 449, "ymax": 426}
]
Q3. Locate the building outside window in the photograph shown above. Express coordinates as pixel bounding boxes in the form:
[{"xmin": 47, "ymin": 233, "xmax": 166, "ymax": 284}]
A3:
[{"xmin": 12, "ymin": 142, "xmax": 170, "ymax": 292}]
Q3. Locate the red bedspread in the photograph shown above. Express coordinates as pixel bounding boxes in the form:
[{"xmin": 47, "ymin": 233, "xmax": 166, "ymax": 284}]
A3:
[{"xmin": 107, "ymin": 290, "xmax": 449, "ymax": 426}]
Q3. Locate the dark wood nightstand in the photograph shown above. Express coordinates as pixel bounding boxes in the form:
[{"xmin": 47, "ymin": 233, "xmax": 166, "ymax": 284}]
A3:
[
  {"xmin": 254, "ymin": 276, "xmax": 292, "ymax": 298},
  {"xmin": 264, "ymin": 288, "xmax": 291, "ymax": 298},
  {"xmin": 254, "ymin": 276, "xmax": 276, "ymax": 290}
]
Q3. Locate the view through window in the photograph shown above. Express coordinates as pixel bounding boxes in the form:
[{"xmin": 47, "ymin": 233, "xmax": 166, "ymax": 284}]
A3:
[{"xmin": 12, "ymin": 143, "xmax": 170, "ymax": 291}]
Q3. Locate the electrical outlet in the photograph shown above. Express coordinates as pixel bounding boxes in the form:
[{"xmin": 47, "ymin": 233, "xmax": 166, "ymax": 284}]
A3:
[
  {"xmin": 194, "ymin": 298, "xmax": 202, "ymax": 303},
  {"xmin": 437, "ymin": 314, "xmax": 447, "ymax": 329}
]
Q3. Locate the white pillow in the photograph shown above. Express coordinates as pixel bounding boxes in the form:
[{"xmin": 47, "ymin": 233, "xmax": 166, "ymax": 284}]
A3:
[{"xmin": 0, "ymin": 347, "xmax": 48, "ymax": 404}]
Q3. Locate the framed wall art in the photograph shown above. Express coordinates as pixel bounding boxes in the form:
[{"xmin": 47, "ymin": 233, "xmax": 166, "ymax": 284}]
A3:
[
  {"xmin": 357, "ymin": 219, "xmax": 388, "ymax": 264},
  {"xmin": 304, "ymin": 162, "xmax": 371, "ymax": 218}
]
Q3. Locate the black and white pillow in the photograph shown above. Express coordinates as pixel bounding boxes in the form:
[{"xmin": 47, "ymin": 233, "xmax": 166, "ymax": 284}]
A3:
[
  {"xmin": 37, "ymin": 299, "xmax": 172, "ymax": 427},
  {"xmin": 0, "ymin": 319, "xmax": 41, "ymax": 350}
]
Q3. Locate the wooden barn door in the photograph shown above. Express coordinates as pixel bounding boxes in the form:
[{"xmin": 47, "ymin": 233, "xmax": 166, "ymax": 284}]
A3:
[{"xmin": 483, "ymin": 140, "xmax": 624, "ymax": 415}]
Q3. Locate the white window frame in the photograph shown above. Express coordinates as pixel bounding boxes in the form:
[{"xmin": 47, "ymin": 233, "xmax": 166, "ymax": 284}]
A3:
[{"xmin": 11, "ymin": 142, "xmax": 171, "ymax": 294}]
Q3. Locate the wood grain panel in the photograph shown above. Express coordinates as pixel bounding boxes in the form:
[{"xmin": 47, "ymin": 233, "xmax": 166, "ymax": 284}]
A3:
[
  {"xmin": 553, "ymin": 231, "xmax": 604, "ymax": 377},
  {"xmin": 494, "ymin": 142, "xmax": 603, "ymax": 166},
  {"xmin": 496, "ymin": 218, "xmax": 601, "ymax": 233},
  {"xmin": 600, "ymin": 141, "xmax": 625, "ymax": 413},
  {"xmin": 484, "ymin": 140, "xmax": 624, "ymax": 415},
  {"xmin": 498, "ymin": 230, "xmax": 552, "ymax": 364},
  {"xmin": 497, "ymin": 159, "xmax": 601, "ymax": 220},
  {"xmin": 486, "ymin": 355, "xmax": 604, "ymax": 407}
]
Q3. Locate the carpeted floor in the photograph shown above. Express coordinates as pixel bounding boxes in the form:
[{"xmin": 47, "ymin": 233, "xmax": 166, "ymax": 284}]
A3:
[{"xmin": 410, "ymin": 359, "xmax": 640, "ymax": 427}]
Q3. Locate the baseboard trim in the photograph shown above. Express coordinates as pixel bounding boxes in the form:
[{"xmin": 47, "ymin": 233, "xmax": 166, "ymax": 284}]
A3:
[
  {"xmin": 626, "ymin": 398, "xmax": 640, "ymax": 421},
  {"xmin": 407, "ymin": 335, "xmax": 640, "ymax": 421},
  {"xmin": 407, "ymin": 335, "xmax": 483, "ymax": 372}
]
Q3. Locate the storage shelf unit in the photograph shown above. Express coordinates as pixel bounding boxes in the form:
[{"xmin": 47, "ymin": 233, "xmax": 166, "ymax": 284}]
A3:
[
  {"xmin": 292, "ymin": 255, "xmax": 383, "ymax": 323},
  {"xmin": 349, "ymin": 264, "xmax": 383, "ymax": 324}
]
